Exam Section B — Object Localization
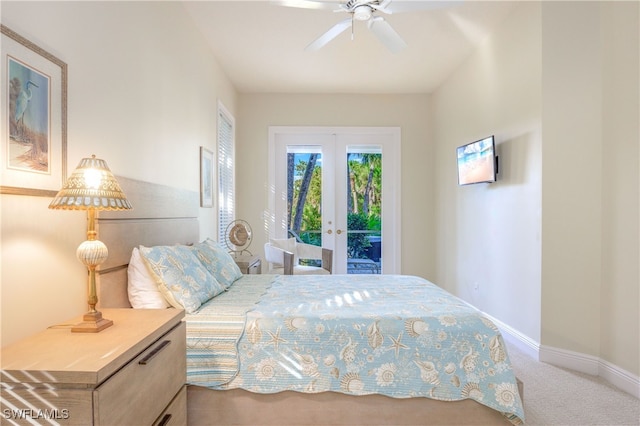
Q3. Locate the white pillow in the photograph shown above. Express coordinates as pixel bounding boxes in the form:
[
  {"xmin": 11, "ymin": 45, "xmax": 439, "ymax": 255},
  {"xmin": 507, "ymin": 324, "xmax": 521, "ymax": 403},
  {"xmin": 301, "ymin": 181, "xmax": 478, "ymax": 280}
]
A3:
[{"xmin": 127, "ymin": 247, "xmax": 169, "ymax": 309}]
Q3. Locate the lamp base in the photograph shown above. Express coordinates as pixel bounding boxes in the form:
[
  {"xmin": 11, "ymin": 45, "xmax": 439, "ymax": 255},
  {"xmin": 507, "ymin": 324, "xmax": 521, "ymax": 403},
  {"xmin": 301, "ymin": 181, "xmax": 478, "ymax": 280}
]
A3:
[{"xmin": 71, "ymin": 311, "xmax": 113, "ymax": 333}]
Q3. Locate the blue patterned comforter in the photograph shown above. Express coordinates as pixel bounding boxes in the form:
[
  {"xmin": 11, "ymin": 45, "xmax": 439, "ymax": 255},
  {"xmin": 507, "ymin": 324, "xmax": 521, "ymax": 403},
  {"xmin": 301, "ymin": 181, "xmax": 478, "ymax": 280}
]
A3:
[{"xmin": 186, "ymin": 274, "xmax": 524, "ymax": 424}]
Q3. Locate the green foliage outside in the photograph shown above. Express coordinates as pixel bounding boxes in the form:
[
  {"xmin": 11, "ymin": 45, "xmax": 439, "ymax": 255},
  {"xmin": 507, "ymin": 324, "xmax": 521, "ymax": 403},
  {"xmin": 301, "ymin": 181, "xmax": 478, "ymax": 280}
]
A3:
[
  {"xmin": 288, "ymin": 153, "xmax": 381, "ymax": 259},
  {"xmin": 347, "ymin": 213, "xmax": 370, "ymax": 259}
]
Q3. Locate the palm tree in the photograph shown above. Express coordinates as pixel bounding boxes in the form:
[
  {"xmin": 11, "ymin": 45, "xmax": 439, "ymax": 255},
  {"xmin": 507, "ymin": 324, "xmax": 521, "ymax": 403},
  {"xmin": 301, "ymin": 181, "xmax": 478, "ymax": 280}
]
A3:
[
  {"xmin": 287, "ymin": 153, "xmax": 295, "ymax": 227},
  {"xmin": 291, "ymin": 153, "xmax": 318, "ymax": 234},
  {"xmin": 347, "ymin": 153, "xmax": 355, "ymax": 213},
  {"xmin": 361, "ymin": 154, "xmax": 381, "ymax": 216},
  {"xmin": 347, "ymin": 153, "xmax": 381, "ymax": 215}
]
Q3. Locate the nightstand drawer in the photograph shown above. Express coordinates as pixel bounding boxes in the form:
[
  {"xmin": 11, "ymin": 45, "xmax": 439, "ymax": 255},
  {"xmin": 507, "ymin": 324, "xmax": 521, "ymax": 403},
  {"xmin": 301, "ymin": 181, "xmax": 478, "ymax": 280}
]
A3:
[
  {"xmin": 247, "ymin": 259, "xmax": 261, "ymax": 274},
  {"xmin": 0, "ymin": 387, "xmax": 93, "ymax": 425},
  {"xmin": 153, "ymin": 385, "xmax": 187, "ymax": 426},
  {"xmin": 233, "ymin": 255, "xmax": 261, "ymax": 274},
  {"xmin": 94, "ymin": 321, "xmax": 186, "ymax": 425}
]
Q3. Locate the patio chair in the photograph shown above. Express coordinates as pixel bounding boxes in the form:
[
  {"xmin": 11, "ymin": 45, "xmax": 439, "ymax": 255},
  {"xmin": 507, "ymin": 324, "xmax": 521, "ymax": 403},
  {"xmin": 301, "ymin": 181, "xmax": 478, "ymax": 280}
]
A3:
[{"xmin": 264, "ymin": 238, "xmax": 333, "ymax": 275}]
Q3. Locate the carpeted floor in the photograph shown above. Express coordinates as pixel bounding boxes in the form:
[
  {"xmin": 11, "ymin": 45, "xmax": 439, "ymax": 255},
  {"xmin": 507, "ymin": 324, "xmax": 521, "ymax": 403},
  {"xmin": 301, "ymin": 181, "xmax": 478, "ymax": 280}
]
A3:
[{"xmin": 506, "ymin": 343, "xmax": 640, "ymax": 425}]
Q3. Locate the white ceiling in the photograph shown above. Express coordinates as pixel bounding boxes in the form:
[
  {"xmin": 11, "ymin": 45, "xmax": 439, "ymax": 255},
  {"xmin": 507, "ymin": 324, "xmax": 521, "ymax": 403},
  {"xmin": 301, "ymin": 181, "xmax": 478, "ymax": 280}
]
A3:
[{"xmin": 182, "ymin": 1, "xmax": 519, "ymax": 94}]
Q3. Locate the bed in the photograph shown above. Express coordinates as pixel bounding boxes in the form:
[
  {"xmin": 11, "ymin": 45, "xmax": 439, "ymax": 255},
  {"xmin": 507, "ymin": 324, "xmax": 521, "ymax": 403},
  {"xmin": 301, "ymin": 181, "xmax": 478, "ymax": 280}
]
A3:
[{"xmin": 97, "ymin": 177, "xmax": 524, "ymax": 425}]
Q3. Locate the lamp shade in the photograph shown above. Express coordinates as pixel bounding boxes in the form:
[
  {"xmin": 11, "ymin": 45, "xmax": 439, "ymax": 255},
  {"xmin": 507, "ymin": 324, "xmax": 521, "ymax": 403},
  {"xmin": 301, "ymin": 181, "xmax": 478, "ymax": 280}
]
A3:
[{"xmin": 49, "ymin": 155, "xmax": 132, "ymax": 211}]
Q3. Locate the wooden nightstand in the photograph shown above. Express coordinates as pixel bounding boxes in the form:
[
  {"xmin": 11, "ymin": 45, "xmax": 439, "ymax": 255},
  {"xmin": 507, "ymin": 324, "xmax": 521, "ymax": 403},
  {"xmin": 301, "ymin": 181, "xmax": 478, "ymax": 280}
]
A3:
[
  {"xmin": 1, "ymin": 309, "xmax": 186, "ymax": 425},
  {"xmin": 233, "ymin": 254, "xmax": 261, "ymax": 274}
]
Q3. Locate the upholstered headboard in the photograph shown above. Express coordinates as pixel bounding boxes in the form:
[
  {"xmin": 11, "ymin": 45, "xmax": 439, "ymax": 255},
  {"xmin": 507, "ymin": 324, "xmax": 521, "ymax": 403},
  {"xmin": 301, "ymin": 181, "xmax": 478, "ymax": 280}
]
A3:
[{"xmin": 96, "ymin": 176, "xmax": 199, "ymax": 308}]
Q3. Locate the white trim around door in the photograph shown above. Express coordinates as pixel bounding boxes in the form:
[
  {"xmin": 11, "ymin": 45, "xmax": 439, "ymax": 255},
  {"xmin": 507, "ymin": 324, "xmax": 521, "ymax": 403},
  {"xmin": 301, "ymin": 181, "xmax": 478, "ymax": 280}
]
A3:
[{"xmin": 268, "ymin": 126, "xmax": 401, "ymax": 274}]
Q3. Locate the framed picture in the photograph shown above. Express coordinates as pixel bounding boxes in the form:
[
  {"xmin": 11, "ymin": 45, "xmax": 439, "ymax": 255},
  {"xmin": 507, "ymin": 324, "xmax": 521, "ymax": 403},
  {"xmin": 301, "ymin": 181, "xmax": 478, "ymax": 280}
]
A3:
[
  {"xmin": 1, "ymin": 25, "xmax": 67, "ymax": 197},
  {"xmin": 200, "ymin": 146, "xmax": 214, "ymax": 208}
]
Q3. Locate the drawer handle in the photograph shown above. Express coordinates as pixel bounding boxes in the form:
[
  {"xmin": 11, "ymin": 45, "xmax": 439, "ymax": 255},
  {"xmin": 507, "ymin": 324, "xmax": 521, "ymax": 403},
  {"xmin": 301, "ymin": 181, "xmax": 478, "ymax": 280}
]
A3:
[
  {"xmin": 158, "ymin": 413, "xmax": 172, "ymax": 426},
  {"xmin": 139, "ymin": 340, "xmax": 171, "ymax": 365}
]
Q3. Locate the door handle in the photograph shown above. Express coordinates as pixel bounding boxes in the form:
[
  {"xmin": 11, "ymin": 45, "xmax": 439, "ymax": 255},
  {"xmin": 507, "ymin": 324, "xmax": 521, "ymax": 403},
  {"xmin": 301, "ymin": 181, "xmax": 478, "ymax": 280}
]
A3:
[
  {"xmin": 327, "ymin": 229, "xmax": 332, "ymax": 235},
  {"xmin": 336, "ymin": 229, "xmax": 343, "ymax": 235}
]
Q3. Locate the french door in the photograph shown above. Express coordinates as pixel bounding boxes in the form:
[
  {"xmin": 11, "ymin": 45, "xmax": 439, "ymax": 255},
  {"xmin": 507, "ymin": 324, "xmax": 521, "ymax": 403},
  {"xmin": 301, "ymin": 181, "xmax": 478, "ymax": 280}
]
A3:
[{"xmin": 268, "ymin": 127, "xmax": 401, "ymax": 274}]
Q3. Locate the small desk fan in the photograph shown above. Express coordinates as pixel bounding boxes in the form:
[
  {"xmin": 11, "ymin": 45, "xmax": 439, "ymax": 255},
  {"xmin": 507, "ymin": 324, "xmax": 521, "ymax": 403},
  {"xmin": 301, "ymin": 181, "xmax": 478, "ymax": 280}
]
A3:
[{"xmin": 225, "ymin": 219, "xmax": 253, "ymax": 256}]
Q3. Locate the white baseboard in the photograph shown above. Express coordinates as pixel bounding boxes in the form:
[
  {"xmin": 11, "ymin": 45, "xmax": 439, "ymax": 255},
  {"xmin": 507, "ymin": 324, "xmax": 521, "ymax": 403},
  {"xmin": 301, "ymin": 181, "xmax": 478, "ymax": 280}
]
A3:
[
  {"xmin": 484, "ymin": 312, "xmax": 640, "ymax": 399},
  {"xmin": 598, "ymin": 357, "xmax": 640, "ymax": 399},
  {"xmin": 538, "ymin": 344, "xmax": 600, "ymax": 375},
  {"xmin": 487, "ymin": 314, "xmax": 541, "ymax": 360}
]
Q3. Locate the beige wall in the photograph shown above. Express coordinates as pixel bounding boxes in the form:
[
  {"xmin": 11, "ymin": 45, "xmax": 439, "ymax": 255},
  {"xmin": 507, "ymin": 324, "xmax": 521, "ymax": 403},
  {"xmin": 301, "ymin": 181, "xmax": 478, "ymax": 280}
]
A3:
[
  {"xmin": 431, "ymin": 3, "xmax": 543, "ymax": 343},
  {"xmin": 432, "ymin": 0, "xmax": 639, "ymax": 380},
  {"xmin": 236, "ymin": 94, "xmax": 434, "ymax": 278},
  {"xmin": 599, "ymin": 1, "xmax": 640, "ymax": 377},
  {"xmin": 1, "ymin": 1, "xmax": 237, "ymax": 346},
  {"xmin": 541, "ymin": 1, "xmax": 639, "ymax": 375},
  {"xmin": 541, "ymin": 0, "xmax": 604, "ymax": 361}
]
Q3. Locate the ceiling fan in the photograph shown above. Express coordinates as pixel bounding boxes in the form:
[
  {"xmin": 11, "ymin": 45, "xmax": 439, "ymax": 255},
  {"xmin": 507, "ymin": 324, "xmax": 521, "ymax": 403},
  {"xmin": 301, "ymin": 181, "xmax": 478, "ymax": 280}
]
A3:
[{"xmin": 275, "ymin": 0, "xmax": 456, "ymax": 53}]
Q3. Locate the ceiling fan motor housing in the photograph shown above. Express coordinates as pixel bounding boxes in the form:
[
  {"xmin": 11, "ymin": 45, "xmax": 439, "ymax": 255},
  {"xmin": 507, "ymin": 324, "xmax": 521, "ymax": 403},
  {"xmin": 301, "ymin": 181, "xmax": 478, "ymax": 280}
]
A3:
[
  {"xmin": 353, "ymin": 5, "xmax": 372, "ymax": 20},
  {"xmin": 294, "ymin": 0, "xmax": 409, "ymax": 53}
]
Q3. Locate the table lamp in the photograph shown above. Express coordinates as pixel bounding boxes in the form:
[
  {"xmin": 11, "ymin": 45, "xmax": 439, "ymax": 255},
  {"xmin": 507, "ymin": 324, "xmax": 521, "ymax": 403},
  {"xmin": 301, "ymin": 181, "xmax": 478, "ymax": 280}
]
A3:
[{"xmin": 49, "ymin": 155, "xmax": 132, "ymax": 332}]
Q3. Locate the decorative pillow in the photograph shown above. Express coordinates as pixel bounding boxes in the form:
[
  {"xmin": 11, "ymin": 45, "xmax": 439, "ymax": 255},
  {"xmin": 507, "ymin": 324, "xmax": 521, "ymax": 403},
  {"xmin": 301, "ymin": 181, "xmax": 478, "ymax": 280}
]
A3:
[
  {"xmin": 191, "ymin": 239, "xmax": 243, "ymax": 289},
  {"xmin": 127, "ymin": 247, "xmax": 169, "ymax": 309},
  {"xmin": 269, "ymin": 237, "xmax": 297, "ymax": 266},
  {"xmin": 138, "ymin": 245, "xmax": 226, "ymax": 313}
]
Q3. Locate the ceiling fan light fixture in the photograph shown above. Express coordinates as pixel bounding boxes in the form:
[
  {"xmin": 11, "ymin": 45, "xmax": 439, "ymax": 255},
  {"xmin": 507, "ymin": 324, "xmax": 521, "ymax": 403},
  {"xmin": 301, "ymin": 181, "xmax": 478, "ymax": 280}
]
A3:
[{"xmin": 353, "ymin": 5, "xmax": 372, "ymax": 21}]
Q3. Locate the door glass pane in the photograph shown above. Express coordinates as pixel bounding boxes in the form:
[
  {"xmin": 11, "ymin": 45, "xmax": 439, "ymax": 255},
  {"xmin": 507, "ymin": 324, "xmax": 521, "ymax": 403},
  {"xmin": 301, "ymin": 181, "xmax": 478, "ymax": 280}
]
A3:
[
  {"xmin": 346, "ymin": 147, "xmax": 382, "ymax": 274},
  {"xmin": 287, "ymin": 147, "xmax": 322, "ymax": 257}
]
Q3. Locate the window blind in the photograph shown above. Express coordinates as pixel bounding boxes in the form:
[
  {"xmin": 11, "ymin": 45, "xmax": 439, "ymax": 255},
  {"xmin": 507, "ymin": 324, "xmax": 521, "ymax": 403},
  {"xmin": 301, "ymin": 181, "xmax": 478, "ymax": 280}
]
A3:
[{"xmin": 218, "ymin": 103, "xmax": 235, "ymax": 244}]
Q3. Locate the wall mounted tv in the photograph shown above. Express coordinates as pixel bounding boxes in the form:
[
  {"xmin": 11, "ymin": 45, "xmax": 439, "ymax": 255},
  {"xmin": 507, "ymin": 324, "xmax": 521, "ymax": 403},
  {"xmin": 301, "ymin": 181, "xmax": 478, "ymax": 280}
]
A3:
[{"xmin": 457, "ymin": 135, "xmax": 498, "ymax": 186}]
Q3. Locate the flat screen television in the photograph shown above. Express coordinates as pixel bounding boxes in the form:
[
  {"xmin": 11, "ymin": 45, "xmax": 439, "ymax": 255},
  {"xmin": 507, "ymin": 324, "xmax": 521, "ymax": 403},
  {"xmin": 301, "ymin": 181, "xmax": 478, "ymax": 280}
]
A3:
[{"xmin": 457, "ymin": 135, "xmax": 498, "ymax": 185}]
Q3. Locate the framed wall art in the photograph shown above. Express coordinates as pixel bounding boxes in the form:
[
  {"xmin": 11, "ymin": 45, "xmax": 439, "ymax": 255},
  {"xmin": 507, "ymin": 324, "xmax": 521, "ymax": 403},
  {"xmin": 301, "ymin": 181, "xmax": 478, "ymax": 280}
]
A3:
[
  {"xmin": 1, "ymin": 25, "xmax": 67, "ymax": 197},
  {"xmin": 200, "ymin": 146, "xmax": 214, "ymax": 208}
]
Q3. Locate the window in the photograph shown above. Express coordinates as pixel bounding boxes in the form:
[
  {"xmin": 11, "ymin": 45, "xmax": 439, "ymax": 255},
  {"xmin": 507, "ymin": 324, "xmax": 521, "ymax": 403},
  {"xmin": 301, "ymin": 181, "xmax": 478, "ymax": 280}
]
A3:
[{"xmin": 217, "ymin": 101, "xmax": 235, "ymax": 243}]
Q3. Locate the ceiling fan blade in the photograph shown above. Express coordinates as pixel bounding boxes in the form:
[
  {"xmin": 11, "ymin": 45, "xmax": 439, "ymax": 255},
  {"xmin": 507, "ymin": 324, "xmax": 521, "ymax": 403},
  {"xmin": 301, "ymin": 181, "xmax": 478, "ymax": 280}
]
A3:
[
  {"xmin": 306, "ymin": 18, "xmax": 352, "ymax": 51},
  {"xmin": 271, "ymin": 0, "xmax": 340, "ymax": 11},
  {"xmin": 367, "ymin": 16, "xmax": 407, "ymax": 53}
]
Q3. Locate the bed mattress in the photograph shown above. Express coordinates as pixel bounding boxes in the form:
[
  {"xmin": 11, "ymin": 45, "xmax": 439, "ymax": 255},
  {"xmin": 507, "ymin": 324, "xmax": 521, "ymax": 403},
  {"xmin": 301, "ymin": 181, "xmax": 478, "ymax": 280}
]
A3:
[{"xmin": 185, "ymin": 274, "xmax": 524, "ymax": 425}]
